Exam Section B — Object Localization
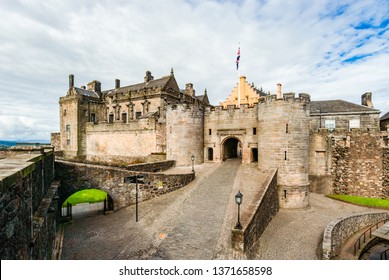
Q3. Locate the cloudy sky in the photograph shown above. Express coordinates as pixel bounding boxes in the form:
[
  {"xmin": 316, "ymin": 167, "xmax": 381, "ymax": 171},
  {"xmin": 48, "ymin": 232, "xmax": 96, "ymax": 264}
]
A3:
[{"xmin": 0, "ymin": 0, "xmax": 388, "ymax": 141}]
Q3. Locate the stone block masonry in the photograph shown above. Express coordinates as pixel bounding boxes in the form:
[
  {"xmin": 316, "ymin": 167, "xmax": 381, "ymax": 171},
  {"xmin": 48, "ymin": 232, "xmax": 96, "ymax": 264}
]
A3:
[
  {"xmin": 0, "ymin": 148, "xmax": 59, "ymax": 259},
  {"xmin": 322, "ymin": 211, "xmax": 389, "ymax": 259},
  {"xmin": 231, "ymin": 169, "xmax": 278, "ymax": 255},
  {"xmin": 55, "ymin": 160, "xmax": 195, "ymax": 211}
]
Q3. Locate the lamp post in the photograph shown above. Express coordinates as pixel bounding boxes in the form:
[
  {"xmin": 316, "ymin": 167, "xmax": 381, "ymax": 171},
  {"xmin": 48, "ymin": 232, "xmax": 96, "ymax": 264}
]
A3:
[
  {"xmin": 125, "ymin": 174, "xmax": 148, "ymax": 222},
  {"xmin": 191, "ymin": 154, "xmax": 195, "ymax": 173},
  {"xmin": 234, "ymin": 191, "xmax": 243, "ymax": 230}
]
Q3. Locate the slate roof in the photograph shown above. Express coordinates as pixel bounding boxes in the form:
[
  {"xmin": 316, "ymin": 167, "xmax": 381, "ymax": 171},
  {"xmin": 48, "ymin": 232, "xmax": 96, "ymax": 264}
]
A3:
[
  {"xmin": 310, "ymin": 100, "xmax": 380, "ymax": 114},
  {"xmin": 380, "ymin": 111, "xmax": 389, "ymax": 121},
  {"xmin": 74, "ymin": 87, "xmax": 100, "ymax": 98},
  {"xmin": 195, "ymin": 94, "xmax": 210, "ymax": 105},
  {"xmin": 103, "ymin": 75, "xmax": 172, "ymax": 95}
]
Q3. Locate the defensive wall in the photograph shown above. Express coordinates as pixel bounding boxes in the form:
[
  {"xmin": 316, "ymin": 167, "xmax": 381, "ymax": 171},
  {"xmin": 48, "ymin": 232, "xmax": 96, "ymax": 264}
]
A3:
[
  {"xmin": 322, "ymin": 211, "xmax": 389, "ymax": 260},
  {"xmin": 231, "ymin": 169, "xmax": 278, "ymax": 257},
  {"xmin": 85, "ymin": 117, "xmax": 166, "ymax": 165},
  {"xmin": 309, "ymin": 130, "xmax": 389, "ymax": 198},
  {"xmin": 204, "ymin": 104, "xmax": 258, "ymax": 164},
  {"xmin": 0, "ymin": 147, "xmax": 59, "ymax": 259},
  {"xmin": 55, "ymin": 160, "xmax": 195, "ymax": 211}
]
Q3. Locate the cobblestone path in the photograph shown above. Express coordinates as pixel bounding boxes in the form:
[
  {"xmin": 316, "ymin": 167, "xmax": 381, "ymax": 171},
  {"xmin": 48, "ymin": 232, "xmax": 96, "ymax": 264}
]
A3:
[{"xmin": 61, "ymin": 160, "xmax": 241, "ymax": 260}]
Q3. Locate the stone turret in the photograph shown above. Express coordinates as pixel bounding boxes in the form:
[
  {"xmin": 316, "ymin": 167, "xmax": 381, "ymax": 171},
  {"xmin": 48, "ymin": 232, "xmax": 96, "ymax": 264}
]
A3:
[
  {"xmin": 258, "ymin": 93, "xmax": 311, "ymax": 209},
  {"xmin": 166, "ymin": 103, "xmax": 204, "ymax": 166}
]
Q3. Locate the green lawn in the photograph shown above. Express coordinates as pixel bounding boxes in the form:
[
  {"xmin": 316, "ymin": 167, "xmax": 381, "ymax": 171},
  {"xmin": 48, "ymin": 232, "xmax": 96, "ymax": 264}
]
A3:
[
  {"xmin": 62, "ymin": 189, "xmax": 107, "ymax": 207},
  {"xmin": 327, "ymin": 194, "xmax": 389, "ymax": 209}
]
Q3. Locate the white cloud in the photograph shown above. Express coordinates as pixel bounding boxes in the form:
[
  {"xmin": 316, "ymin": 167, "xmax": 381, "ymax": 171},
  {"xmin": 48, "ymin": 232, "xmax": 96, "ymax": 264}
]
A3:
[{"xmin": 0, "ymin": 0, "xmax": 389, "ymax": 140}]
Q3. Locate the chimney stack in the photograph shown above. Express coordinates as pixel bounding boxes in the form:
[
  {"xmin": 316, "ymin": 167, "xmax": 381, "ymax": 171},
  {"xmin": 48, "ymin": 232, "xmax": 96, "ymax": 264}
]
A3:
[
  {"xmin": 361, "ymin": 92, "xmax": 373, "ymax": 108},
  {"xmin": 144, "ymin": 71, "xmax": 154, "ymax": 83},
  {"xmin": 277, "ymin": 83, "xmax": 282, "ymax": 99},
  {"xmin": 115, "ymin": 79, "xmax": 120, "ymax": 89},
  {"xmin": 185, "ymin": 83, "xmax": 195, "ymax": 96},
  {"xmin": 87, "ymin": 80, "xmax": 101, "ymax": 93},
  {"xmin": 69, "ymin": 74, "xmax": 74, "ymax": 89}
]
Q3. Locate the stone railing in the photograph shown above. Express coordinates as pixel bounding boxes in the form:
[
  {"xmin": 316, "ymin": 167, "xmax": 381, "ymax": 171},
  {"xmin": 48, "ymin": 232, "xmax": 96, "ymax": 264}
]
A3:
[
  {"xmin": 322, "ymin": 211, "xmax": 389, "ymax": 259},
  {"xmin": 231, "ymin": 169, "xmax": 278, "ymax": 256}
]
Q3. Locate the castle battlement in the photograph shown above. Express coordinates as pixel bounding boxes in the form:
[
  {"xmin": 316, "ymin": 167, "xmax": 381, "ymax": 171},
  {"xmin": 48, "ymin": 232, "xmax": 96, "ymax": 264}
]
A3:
[
  {"xmin": 259, "ymin": 92, "xmax": 311, "ymax": 104},
  {"xmin": 206, "ymin": 103, "xmax": 258, "ymax": 114}
]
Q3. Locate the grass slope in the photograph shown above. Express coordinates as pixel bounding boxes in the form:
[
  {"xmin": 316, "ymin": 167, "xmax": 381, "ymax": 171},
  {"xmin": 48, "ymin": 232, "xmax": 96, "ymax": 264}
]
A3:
[
  {"xmin": 63, "ymin": 189, "xmax": 107, "ymax": 207},
  {"xmin": 328, "ymin": 194, "xmax": 389, "ymax": 209}
]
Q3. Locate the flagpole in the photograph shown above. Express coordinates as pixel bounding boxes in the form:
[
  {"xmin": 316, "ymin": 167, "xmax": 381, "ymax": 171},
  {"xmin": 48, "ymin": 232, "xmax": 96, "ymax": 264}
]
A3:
[
  {"xmin": 238, "ymin": 60, "xmax": 240, "ymax": 108},
  {"xmin": 237, "ymin": 44, "xmax": 240, "ymax": 107}
]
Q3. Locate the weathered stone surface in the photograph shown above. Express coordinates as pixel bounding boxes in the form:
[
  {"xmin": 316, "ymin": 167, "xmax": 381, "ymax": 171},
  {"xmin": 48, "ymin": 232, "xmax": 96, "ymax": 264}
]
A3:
[
  {"xmin": 55, "ymin": 160, "xmax": 195, "ymax": 211},
  {"xmin": 0, "ymin": 149, "xmax": 59, "ymax": 260},
  {"xmin": 322, "ymin": 212, "xmax": 389, "ymax": 260}
]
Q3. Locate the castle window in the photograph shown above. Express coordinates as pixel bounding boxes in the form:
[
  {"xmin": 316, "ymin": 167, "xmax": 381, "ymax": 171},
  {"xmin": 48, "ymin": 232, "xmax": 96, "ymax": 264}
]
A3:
[
  {"xmin": 253, "ymin": 127, "xmax": 257, "ymax": 135},
  {"xmin": 324, "ymin": 119, "xmax": 335, "ymax": 131},
  {"xmin": 136, "ymin": 112, "xmax": 142, "ymax": 119},
  {"xmin": 122, "ymin": 113, "xmax": 127, "ymax": 123},
  {"xmin": 109, "ymin": 114, "xmax": 114, "ymax": 123},
  {"xmin": 63, "ymin": 109, "xmax": 67, "ymax": 116},
  {"xmin": 284, "ymin": 151, "xmax": 287, "ymax": 160},
  {"xmin": 66, "ymin": 139, "xmax": 70, "ymax": 146},
  {"xmin": 66, "ymin": 124, "xmax": 70, "ymax": 132},
  {"xmin": 90, "ymin": 113, "xmax": 96, "ymax": 123},
  {"xmin": 209, "ymin": 129, "xmax": 212, "ymax": 135},
  {"xmin": 286, "ymin": 124, "xmax": 289, "ymax": 133}
]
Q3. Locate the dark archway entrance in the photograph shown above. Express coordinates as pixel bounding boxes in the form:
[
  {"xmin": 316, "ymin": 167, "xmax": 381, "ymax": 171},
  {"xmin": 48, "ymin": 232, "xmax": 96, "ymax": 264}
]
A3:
[
  {"xmin": 223, "ymin": 137, "xmax": 241, "ymax": 160},
  {"xmin": 208, "ymin": 148, "xmax": 214, "ymax": 161}
]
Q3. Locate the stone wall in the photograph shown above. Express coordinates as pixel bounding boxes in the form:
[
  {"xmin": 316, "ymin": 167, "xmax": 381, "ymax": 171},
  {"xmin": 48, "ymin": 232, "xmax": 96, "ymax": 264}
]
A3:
[
  {"xmin": 55, "ymin": 160, "xmax": 194, "ymax": 211},
  {"xmin": 50, "ymin": 132, "xmax": 61, "ymax": 151},
  {"xmin": 85, "ymin": 118, "xmax": 162, "ymax": 165},
  {"xmin": 231, "ymin": 169, "xmax": 278, "ymax": 255},
  {"xmin": 166, "ymin": 104, "xmax": 204, "ymax": 166},
  {"xmin": 258, "ymin": 93, "xmax": 311, "ymax": 209},
  {"xmin": 331, "ymin": 131, "xmax": 388, "ymax": 198},
  {"xmin": 204, "ymin": 104, "xmax": 258, "ymax": 163},
  {"xmin": 322, "ymin": 211, "xmax": 389, "ymax": 260},
  {"xmin": 0, "ymin": 149, "xmax": 58, "ymax": 259},
  {"xmin": 309, "ymin": 130, "xmax": 389, "ymax": 198}
]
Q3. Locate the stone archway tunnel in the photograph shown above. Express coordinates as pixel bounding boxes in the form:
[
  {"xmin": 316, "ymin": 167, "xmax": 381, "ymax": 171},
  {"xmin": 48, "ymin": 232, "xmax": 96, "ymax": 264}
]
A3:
[{"xmin": 55, "ymin": 160, "xmax": 195, "ymax": 212}]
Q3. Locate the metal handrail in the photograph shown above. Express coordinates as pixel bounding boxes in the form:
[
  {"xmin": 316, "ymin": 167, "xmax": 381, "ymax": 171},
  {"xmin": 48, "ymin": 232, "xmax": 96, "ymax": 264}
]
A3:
[
  {"xmin": 353, "ymin": 219, "xmax": 389, "ymax": 255},
  {"xmin": 381, "ymin": 248, "xmax": 389, "ymax": 260}
]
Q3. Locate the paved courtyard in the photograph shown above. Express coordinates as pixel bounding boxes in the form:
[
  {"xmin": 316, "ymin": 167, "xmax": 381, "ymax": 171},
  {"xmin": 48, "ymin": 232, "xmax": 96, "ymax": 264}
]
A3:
[{"xmin": 61, "ymin": 160, "xmax": 381, "ymax": 260}]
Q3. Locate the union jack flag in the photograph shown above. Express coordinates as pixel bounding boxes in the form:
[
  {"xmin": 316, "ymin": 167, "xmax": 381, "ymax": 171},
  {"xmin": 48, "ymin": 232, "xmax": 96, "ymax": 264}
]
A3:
[{"xmin": 236, "ymin": 47, "xmax": 240, "ymax": 70}]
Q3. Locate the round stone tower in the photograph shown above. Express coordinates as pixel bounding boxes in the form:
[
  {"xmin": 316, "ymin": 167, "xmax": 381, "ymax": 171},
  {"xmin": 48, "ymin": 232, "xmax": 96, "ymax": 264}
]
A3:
[
  {"xmin": 166, "ymin": 103, "xmax": 204, "ymax": 166},
  {"xmin": 257, "ymin": 92, "xmax": 311, "ymax": 209}
]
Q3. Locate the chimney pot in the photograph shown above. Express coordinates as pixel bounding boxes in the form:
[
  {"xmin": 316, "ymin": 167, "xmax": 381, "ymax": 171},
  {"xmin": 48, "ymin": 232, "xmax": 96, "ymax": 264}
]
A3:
[
  {"xmin": 144, "ymin": 71, "xmax": 154, "ymax": 83},
  {"xmin": 69, "ymin": 74, "xmax": 74, "ymax": 89}
]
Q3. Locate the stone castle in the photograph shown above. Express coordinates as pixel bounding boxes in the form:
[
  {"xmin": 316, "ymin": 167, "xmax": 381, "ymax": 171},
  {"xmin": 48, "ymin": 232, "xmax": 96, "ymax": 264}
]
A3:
[{"xmin": 55, "ymin": 69, "xmax": 388, "ymax": 209}]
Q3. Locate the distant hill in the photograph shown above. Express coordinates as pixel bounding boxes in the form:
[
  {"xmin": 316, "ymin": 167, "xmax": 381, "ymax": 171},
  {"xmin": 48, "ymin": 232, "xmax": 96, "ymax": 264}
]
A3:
[
  {"xmin": 0, "ymin": 140, "xmax": 16, "ymax": 149},
  {"xmin": 0, "ymin": 140, "xmax": 50, "ymax": 149}
]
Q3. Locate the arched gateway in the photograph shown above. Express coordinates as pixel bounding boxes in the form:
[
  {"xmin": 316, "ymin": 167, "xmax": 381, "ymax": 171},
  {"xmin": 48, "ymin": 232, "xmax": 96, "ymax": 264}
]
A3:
[{"xmin": 222, "ymin": 137, "xmax": 242, "ymax": 160}]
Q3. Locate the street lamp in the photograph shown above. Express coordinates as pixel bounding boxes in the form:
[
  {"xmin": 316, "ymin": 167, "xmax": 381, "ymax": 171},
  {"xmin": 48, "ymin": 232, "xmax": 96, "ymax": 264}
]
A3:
[
  {"xmin": 234, "ymin": 191, "xmax": 243, "ymax": 230},
  {"xmin": 191, "ymin": 154, "xmax": 195, "ymax": 173}
]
